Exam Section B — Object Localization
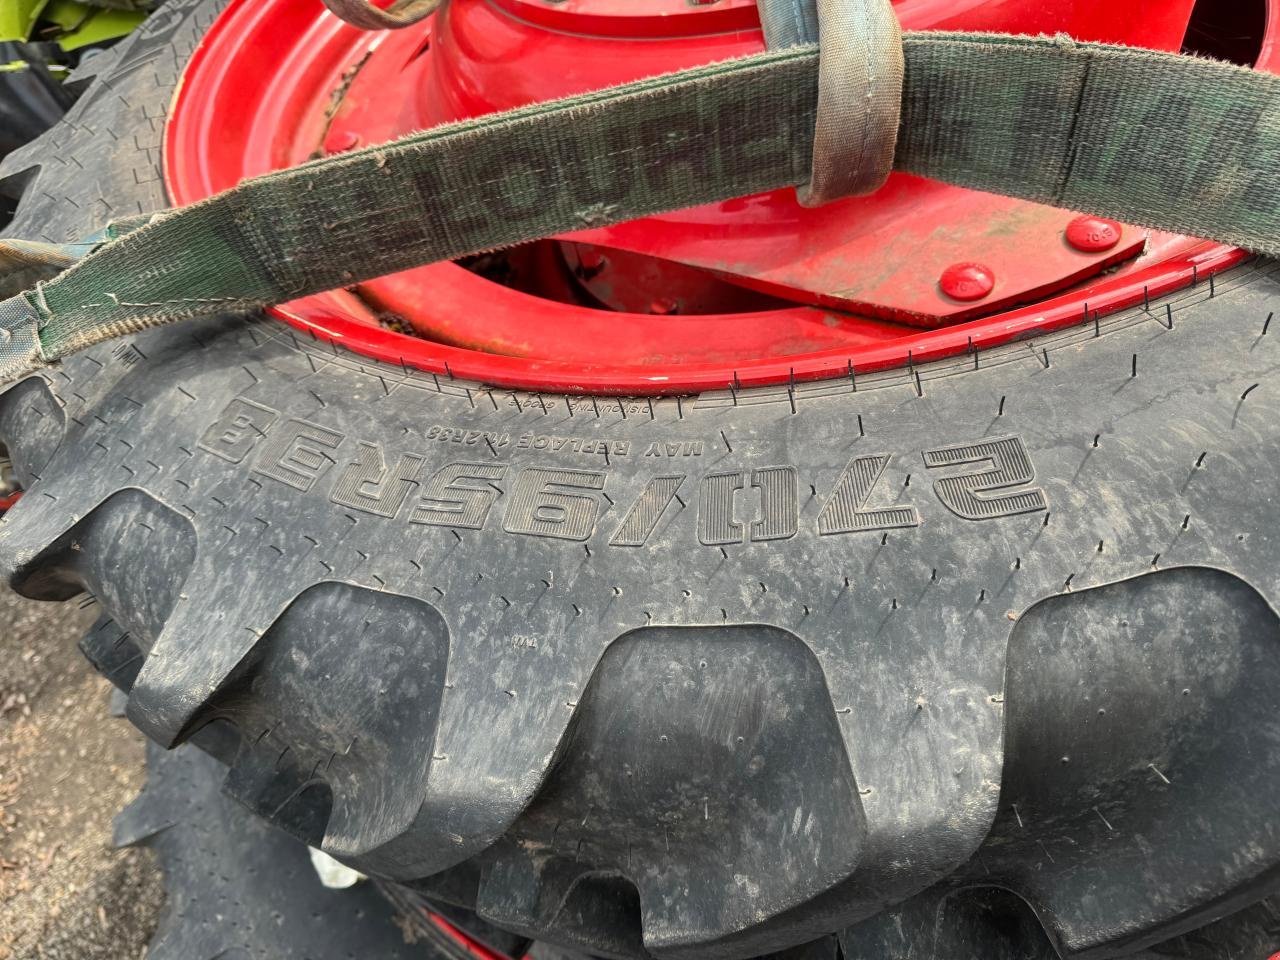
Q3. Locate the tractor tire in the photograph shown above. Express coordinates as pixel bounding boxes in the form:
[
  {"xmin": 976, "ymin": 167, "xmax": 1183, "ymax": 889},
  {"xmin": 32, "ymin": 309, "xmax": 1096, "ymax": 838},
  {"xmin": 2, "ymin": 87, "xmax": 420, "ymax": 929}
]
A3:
[
  {"xmin": 114, "ymin": 625, "xmax": 1280, "ymax": 960},
  {"xmin": 115, "ymin": 659, "xmax": 830, "ymax": 960},
  {"xmin": 0, "ymin": 43, "xmax": 74, "ymax": 164},
  {"xmin": 118, "ymin": 738, "xmax": 448, "ymax": 960},
  {"xmin": 4, "ymin": 2, "xmax": 1280, "ymax": 958}
]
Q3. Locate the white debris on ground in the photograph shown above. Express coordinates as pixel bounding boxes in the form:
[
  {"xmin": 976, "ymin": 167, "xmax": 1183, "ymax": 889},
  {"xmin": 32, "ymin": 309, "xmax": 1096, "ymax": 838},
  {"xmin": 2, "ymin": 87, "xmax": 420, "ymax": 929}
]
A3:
[{"xmin": 308, "ymin": 846, "xmax": 365, "ymax": 889}]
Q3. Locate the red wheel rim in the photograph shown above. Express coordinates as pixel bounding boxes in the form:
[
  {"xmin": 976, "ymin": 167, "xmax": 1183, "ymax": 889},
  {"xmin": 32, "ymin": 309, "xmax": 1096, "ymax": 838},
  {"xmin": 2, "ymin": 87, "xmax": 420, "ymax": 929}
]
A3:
[{"xmin": 165, "ymin": 0, "xmax": 1274, "ymax": 394}]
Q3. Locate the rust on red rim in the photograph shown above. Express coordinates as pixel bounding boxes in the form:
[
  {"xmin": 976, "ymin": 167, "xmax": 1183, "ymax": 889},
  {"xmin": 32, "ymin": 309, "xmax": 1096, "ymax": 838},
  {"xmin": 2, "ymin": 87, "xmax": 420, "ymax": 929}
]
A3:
[{"xmin": 164, "ymin": 0, "xmax": 1273, "ymax": 393}]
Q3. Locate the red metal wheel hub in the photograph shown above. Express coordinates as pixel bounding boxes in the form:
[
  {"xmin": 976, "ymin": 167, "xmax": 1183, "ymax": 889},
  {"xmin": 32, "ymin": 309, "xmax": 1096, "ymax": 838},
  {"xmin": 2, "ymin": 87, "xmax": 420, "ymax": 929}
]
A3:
[{"xmin": 165, "ymin": 0, "xmax": 1275, "ymax": 393}]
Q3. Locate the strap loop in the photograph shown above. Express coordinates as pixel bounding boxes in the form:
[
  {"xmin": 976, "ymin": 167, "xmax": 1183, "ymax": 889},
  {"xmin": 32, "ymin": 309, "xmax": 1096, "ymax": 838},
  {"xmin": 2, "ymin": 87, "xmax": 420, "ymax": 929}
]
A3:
[
  {"xmin": 799, "ymin": 0, "xmax": 903, "ymax": 205},
  {"xmin": 320, "ymin": 0, "xmax": 441, "ymax": 30}
]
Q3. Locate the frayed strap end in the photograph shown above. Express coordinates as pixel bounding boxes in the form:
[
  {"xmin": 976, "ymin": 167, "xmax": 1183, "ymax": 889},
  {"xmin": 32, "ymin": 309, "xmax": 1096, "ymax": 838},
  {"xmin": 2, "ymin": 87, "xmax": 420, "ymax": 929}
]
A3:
[{"xmin": 0, "ymin": 295, "xmax": 51, "ymax": 385}]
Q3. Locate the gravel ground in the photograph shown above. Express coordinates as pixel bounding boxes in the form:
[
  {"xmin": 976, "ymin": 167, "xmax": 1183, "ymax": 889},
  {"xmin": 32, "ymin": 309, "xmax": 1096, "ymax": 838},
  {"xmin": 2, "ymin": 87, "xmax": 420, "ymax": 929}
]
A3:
[{"xmin": 0, "ymin": 590, "xmax": 163, "ymax": 960}]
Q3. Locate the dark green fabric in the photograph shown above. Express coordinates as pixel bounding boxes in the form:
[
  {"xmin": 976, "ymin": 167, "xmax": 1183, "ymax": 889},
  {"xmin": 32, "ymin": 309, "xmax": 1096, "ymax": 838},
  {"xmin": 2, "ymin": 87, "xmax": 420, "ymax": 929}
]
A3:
[{"xmin": 8, "ymin": 33, "xmax": 1280, "ymax": 369}]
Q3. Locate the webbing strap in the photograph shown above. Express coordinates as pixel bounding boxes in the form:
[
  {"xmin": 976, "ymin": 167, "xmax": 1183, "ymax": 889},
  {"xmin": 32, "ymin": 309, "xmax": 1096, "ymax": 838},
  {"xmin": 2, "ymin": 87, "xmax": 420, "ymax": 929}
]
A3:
[
  {"xmin": 3, "ymin": 33, "xmax": 1280, "ymax": 382},
  {"xmin": 798, "ymin": 0, "xmax": 903, "ymax": 205},
  {"xmin": 759, "ymin": 0, "xmax": 904, "ymax": 204},
  {"xmin": 320, "ymin": 0, "xmax": 440, "ymax": 31}
]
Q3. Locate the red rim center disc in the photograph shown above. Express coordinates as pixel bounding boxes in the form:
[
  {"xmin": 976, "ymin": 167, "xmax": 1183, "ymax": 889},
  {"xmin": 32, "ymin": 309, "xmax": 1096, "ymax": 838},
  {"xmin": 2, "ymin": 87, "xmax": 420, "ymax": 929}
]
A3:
[{"xmin": 164, "ymin": 0, "xmax": 1272, "ymax": 394}]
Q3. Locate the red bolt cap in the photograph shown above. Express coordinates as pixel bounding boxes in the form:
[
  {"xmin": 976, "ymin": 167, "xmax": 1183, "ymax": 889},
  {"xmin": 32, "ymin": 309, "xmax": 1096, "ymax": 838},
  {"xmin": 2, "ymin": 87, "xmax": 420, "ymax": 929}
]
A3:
[
  {"xmin": 1065, "ymin": 215, "xmax": 1122, "ymax": 253},
  {"xmin": 323, "ymin": 130, "xmax": 362, "ymax": 154},
  {"xmin": 939, "ymin": 262, "xmax": 995, "ymax": 302}
]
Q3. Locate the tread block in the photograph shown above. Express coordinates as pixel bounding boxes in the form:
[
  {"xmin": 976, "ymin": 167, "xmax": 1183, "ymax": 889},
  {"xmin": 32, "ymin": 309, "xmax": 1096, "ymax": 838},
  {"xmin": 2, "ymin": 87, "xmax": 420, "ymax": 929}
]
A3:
[
  {"xmin": 131, "ymin": 581, "xmax": 452, "ymax": 857},
  {"xmin": 0, "ymin": 487, "xmax": 195, "ymax": 645},
  {"xmin": 478, "ymin": 624, "xmax": 865, "ymax": 958},
  {"xmin": 839, "ymin": 881, "xmax": 1280, "ymax": 960},
  {"xmin": 78, "ymin": 614, "xmax": 145, "ymax": 689},
  {"xmin": 0, "ymin": 376, "xmax": 65, "ymax": 488},
  {"xmin": 840, "ymin": 887, "xmax": 1057, "ymax": 960},
  {"xmin": 482, "ymin": 855, "xmax": 648, "ymax": 959},
  {"xmin": 222, "ymin": 735, "xmax": 335, "ymax": 847},
  {"xmin": 985, "ymin": 567, "xmax": 1280, "ymax": 954}
]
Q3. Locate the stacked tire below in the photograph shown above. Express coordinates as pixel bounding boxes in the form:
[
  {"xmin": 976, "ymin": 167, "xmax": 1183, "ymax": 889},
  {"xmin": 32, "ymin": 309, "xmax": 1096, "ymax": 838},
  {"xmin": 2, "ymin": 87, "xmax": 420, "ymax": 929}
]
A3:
[{"xmin": 121, "ymin": 700, "xmax": 1280, "ymax": 960}]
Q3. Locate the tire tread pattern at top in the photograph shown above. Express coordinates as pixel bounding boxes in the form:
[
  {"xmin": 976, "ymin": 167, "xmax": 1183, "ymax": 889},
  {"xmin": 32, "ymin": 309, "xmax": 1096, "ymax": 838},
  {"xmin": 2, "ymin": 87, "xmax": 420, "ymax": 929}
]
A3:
[{"xmin": 5, "ymin": 2, "xmax": 1280, "ymax": 958}]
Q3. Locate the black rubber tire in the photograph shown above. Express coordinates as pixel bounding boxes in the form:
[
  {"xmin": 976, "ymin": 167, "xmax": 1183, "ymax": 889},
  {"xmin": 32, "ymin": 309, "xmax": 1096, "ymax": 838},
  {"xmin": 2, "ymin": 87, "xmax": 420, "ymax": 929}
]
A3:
[
  {"xmin": 118, "ymin": 737, "xmax": 459, "ymax": 960},
  {"xmin": 0, "ymin": 43, "xmax": 74, "ymax": 163},
  {"xmin": 116, "ymin": 622, "xmax": 1280, "ymax": 960},
  {"xmin": 4, "ymin": 2, "xmax": 1280, "ymax": 958}
]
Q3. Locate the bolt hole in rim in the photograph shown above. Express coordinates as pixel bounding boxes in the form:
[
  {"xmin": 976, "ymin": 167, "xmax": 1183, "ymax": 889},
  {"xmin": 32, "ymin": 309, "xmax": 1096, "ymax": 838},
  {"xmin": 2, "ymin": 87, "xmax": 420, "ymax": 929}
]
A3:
[{"xmin": 165, "ymin": 0, "xmax": 1275, "ymax": 394}]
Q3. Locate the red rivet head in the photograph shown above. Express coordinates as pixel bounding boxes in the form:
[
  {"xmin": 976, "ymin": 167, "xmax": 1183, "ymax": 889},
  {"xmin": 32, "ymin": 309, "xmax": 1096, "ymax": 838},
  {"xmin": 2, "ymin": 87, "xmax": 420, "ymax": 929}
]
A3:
[
  {"xmin": 324, "ymin": 130, "xmax": 362, "ymax": 154},
  {"xmin": 939, "ymin": 262, "xmax": 995, "ymax": 302},
  {"xmin": 1065, "ymin": 215, "xmax": 1122, "ymax": 253},
  {"xmin": 648, "ymin": 297, "xmax": 679, "ymax": 315}
]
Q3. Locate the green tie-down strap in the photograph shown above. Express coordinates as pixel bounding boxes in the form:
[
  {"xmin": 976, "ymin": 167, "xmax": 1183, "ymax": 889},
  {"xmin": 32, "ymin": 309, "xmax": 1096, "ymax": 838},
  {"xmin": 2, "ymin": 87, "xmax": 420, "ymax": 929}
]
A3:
[
  {"xmin": 3, "ymin": 32, "xmax": 1280, "ymax": 381},
  {"xmin": 0, "ymin": 238, "xmax": 95, "ymax": 296},
  {"xmin": 0, "ymin": 234, "xmax": 112, "ymax": 381},
  {"xmin": 0, "ymin": 219, "xmax": 147, "ymax": 380}
]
